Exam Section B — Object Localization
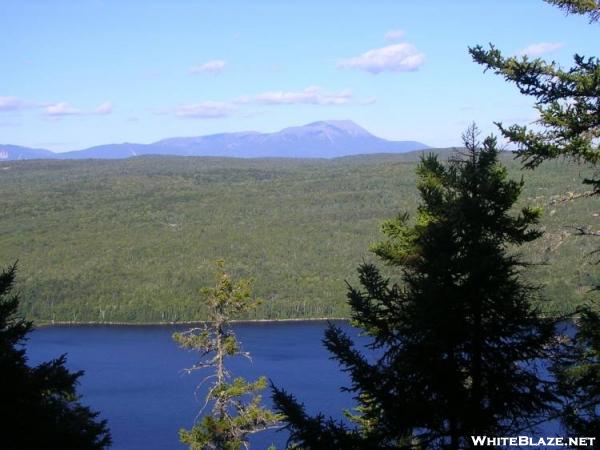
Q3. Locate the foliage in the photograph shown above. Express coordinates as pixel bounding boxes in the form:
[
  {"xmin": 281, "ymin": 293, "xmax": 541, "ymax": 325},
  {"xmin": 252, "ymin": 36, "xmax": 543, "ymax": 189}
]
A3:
[
  {"xmin": 546, "ymin": 0, "xmax": 600, "ymax": 21},
  {"xmin": 0, "ymin": 153, "xmax": 597, "ymax": 323},
  {"xmin": 273, "ymin": 126, "xmax": 557, "ymax": 449},
  {"xmin": 0, "ymin": 262, "xmax": 111, "ymax": 449},
  {"xmin": 471, "ymin": 1, "xmax": 600, "ymax": 437},
  {"xmin": 470, "ymin": 1, "xmax": 599, "ymax": 197},
  {"xmin": 272, "ymin": 386, "xmax": 368, "ymax": 450},
  {"xmin": 552, "ymin": 307, "xmax": 600, "ymax": 437},
  {"xmin": 173, "ymin": 260, "xmax": 281, "ymax": 450},
  {"xmin": 469, "ymin": 45, "xmax": 600, "ymax": 194}
]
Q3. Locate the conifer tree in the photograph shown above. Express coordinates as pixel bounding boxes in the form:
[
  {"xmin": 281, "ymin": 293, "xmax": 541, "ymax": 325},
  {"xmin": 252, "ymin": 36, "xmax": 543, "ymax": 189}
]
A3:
[
  {"xmin": 469, "ymin": 1, "xmax": 599, "ymax": 196},
  {"xmin": 273, "ymin": 126, "xmax": 556, "ymax": 449},
  {"xmin": 173, "ymin": 260, "xmax": 281, "ymax": 450},
  {"xmin": 547, "ymin": 0, "xmax": 600, "ymax": 21},
  {"xmin": 0, "ymin": 262, "xmax": 111, "ymax": 449},
  {"xmin": 553, "ymin": 308, "xmax": 600, "ymax": 437},
  {"xmin": 470, "ymin": 2, "xmax": 600, "ymax": 436}
]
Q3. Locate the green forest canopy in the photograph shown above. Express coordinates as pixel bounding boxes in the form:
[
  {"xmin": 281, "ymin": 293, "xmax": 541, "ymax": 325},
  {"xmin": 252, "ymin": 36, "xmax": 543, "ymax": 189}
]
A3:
[{"xmin": 0, "ymin": 151, "xmax": 597, "ymax": 323}]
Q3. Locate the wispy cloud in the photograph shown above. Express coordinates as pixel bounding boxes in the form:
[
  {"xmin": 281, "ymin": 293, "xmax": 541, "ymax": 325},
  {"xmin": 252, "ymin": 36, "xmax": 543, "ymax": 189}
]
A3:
[
  {"xmin": 172, "ymin": 101, "xmax": 236, "ymax": 118},
  {"xmin": 241, "ymin": 86, "xmax": 353, "ymax": 105},
  {"xmin": 384, "ymin": 29, "xmax": 406, "ymax": 41},
  {"xmin": 44, "ymin": 101, "xmax": 113, "ymax": 117},
  {"xmin": 44, "ymin": 102, "xmax": 80, "ymax": 116},
  {"xmin": 337, "ymin": 43, "xmax": 425, "ymax": 74},
  {"xmin": 189, "ymin": 59, "xmax": 227, "ymax": 74},
  {"xmin": 1, "ymin": 96, "xmax": 113, "ymax": 118},
  {"xmin": 0, "ymin": 96, "xmax": 29, "ymax": 111},
  {"xmin": 166, "ymin": 86, "xmax": 371, "ymax": 119},
  {"xmin": 517, "ymin": 42, "xmax": 565, "ymax": 57}
]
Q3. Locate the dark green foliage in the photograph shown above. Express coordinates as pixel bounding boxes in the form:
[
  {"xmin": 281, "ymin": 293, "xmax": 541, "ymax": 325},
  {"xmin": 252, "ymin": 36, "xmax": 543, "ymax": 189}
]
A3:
[
  {"xmin": 173, "ymin": 261, "xmax": 280, "ymax": 449},
  {"xmin": 274, "ymin": 127, "xmax": 557, "ymax": 449},
  {"xmin": 553, "ymin": 307, "xmax": 600, "ymax": 437},
  {"xmin": 0, "ymin": 154, "xmax": 597, "ymax": 323},
  {"xmin": 469, "ymin": 45, "xmax": 600, "ymax": 194},
  {"xmin": 546, "ymin": 0, "xmax": 600, "ymax": 21},
  {"xmin": 471, "ymin": 3, "xmax": 600, "ymax": 437},
  {"xmin": 272, "ymin": 385, "xmax": 371, "ymax": 450},
  {"xmin": 470, "ymin": 3, "xmax": 599, "ymax": 194},
  {"xmin": 0, "ymin": 263, "xmax": 111, "ymax": 450}
]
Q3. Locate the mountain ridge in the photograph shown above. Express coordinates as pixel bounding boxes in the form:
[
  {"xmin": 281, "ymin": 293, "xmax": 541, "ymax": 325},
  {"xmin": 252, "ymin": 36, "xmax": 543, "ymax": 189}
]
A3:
[{"xmin": 0, "ymin": 120, "xmax": 429, "ymax": 160}]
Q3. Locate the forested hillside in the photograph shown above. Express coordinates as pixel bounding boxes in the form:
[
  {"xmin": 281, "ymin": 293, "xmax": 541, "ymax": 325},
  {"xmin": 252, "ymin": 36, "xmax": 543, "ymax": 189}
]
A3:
[{"xmin": 0, "ymin": 151, "xmax": 596, "ymax": 323}]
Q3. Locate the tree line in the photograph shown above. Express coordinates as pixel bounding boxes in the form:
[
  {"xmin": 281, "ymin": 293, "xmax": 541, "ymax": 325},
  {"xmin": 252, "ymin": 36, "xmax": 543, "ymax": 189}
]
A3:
[
  {"xmin": 178, "ymin": 1, "xmax": 600, "ymax": 447},
  {"xmin": 1, "ymin": 0, "xmax": 598, "ymax": 448}
]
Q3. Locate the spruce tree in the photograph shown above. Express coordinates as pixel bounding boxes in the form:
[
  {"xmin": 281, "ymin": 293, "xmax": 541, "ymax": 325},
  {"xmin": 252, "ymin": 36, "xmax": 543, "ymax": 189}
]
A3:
[
  {"xmin": 0, "ymin": 262, "xmax": 111, "ymax": 450},
  {"xmin": 552, "ymin": 308, "xmax": 600, "ymax": 437},
  {"xmin": 469, "ymin": 1, "xmax": 599, "ymax": 196},
  {"xmin": 274, "ymin": 126, "xmax": 556, "ymax": 449},
  {"xmin": 470, "ymin": 2, "xmax": 600, "ymax": 437},
  {"xmin": 547, "ymin": 0, "xmax": 600, "ymax": 21},
  {"xmin": 173, "ymin": 260, "xmax": 281, "ymax": 450}
]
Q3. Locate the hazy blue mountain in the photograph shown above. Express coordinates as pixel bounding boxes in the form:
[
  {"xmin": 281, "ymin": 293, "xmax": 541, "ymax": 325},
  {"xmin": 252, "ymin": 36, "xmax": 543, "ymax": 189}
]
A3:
[
  {"xmin": 57, "ymin": 143, "xmax": 148, "ymax": 159},
  {"xmin": 0, "ymin": 145, "xmax": 56, "ymax": 161},
  {"xmin": 150, "ymin": 120, "xmax": 427, "ymax": 158},
  {"xmin": 0, "ymin": 120, "xmax": 429, "ymax": 160}
]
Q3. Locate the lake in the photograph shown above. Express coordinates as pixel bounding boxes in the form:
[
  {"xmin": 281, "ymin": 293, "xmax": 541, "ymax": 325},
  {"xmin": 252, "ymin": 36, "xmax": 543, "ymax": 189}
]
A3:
[
  {"xmin": 27, "ymin": 321, "xmax": 359, "ymax": 450},
  {"xmin": 26, "ymin": 321, "xmax": 567, "ymax": 449}
]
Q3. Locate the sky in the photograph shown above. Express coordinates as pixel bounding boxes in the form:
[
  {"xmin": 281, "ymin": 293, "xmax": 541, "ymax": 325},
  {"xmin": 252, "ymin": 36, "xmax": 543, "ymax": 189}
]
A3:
[{"xmin": 1, "ymin": 0, "xmax": 599, "ymax": 152}]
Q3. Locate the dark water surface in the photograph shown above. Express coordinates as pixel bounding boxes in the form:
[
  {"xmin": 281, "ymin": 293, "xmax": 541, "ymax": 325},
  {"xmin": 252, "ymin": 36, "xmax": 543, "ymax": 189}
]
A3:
[
  {"xmin": 27, "ymin": 321, "xmax": 568, "ymax": 449},
  {"xmin": 27, "ymin": 321, "xmax": 358, "ymax": 450}
]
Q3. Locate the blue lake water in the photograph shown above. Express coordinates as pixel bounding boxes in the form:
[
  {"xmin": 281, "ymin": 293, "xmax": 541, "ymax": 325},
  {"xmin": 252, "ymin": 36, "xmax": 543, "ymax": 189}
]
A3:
[
  {"xmin": 26, "ymin": 321, "xmax": 568, "ymax": 449},
  {"xmin": 27, "ymin": 321, "xmax": 359, "ymax": 450}
]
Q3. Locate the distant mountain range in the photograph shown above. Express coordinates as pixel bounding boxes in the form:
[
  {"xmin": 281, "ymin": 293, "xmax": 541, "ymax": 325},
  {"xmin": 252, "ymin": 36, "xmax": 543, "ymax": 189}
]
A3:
[{"xmin": 0, "ymin": 120, "xmax": 429, "ymax": 160}]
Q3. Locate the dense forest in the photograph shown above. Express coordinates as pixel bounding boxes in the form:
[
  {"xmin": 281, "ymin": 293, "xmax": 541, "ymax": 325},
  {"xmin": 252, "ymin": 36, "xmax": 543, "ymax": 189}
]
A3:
[{"xmin": 0, "ymin": 150, "xmax": 596, "ymax": 323}]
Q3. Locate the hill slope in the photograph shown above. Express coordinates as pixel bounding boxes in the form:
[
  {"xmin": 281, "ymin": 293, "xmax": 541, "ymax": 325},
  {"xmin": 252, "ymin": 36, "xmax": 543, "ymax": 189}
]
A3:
[
  {"xmin": 0, "ymin": 151, "xmax": 596, "ymax": 323},
  {"xmin": 0, "ymin": 145, "xmax": 56, "ymax": 160}
]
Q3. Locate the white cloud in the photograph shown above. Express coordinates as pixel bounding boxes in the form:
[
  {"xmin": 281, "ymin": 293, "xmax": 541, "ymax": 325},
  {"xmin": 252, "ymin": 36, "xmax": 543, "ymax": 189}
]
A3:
[
  {"xmin": 245, "ymin": 86, "xmax": 353, "ymax": 105},
  {"xmin": 0, "ymin": 96, "xmax": 112, "ymax": 117},
  {"xmin": 173, "ymin": 101, "xmax": 236, "ymax": 118},
  {"xmin": 189, "ymin": 60, "xmax": 227, "ymax": 74},
  {"xmin": 167, "ymin": 86, "xmax": 372, "ymax": 119},
  {"xmin": 517, "ymin": 42, "xmax": 565, "ymax": 57},
  {"xmin": 337, "ymin": 43, "xmax": 425, "ymax": 74},
  {"xmin": 44, "ymin": 101, "xmax": 113, "ymax": 117},
  {"xmin": 44, "ymin": 102, "xmax": 81, "ymax": 116},
  {"xmin": 0, "ymin": 96, "xmax": 28, "ymax": 111},
  {"xmin": 384, "ymin": 29, "xmax": 406, "ymax": 41}
]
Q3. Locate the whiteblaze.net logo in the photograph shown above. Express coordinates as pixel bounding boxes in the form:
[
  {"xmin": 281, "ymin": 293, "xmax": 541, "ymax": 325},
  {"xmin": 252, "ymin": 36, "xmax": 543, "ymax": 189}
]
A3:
[{"xmin": 471, "ymin": 436, "xmax": 596, "ymax": 447}]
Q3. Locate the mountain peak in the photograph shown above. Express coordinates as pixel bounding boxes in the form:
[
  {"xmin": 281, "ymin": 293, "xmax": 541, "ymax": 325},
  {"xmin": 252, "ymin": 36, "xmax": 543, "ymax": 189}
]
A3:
[
  {"xmin": 304, "ymin": 120, "xmax": 372, "ymax": 136},
  {"xmin": 1, "ymin": 120, "xmax": 429, "ymax": 160}
]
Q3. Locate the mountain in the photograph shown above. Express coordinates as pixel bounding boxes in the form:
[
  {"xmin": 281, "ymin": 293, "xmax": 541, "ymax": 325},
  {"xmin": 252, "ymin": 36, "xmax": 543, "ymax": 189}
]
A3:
[
  {"xmin": 57, "ymin": 143, "xmax": 148, "ymax": 160},
  {"xmin": 0, "ymin": 120, "xmax": 429, "ymax": 160},
  {"xmin": 0, "ymin": 145, "xmax": 56, "ymax": 161}
]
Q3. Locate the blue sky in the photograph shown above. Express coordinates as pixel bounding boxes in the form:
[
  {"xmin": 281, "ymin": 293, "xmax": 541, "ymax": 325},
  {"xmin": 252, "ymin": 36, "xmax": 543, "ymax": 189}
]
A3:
[{"xmin": 1, "ymin": 0, "xmax": 598, "ymax": 151}]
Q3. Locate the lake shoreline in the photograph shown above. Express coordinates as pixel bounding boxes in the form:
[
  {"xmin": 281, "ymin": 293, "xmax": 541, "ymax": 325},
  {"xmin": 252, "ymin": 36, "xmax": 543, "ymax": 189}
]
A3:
[
  {"xmin": 34, "ymin": 315, "xmax": 576, "ymax": 328},
  {"xmin": 35, "ymin": 317, "xmax": 350, "ymax": 328}
]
